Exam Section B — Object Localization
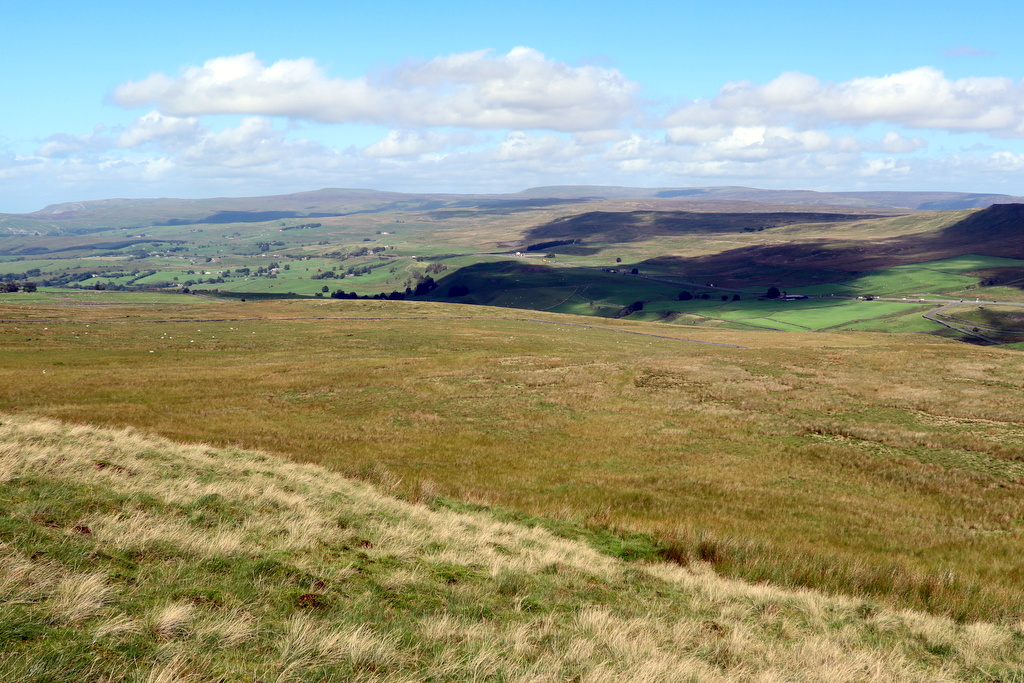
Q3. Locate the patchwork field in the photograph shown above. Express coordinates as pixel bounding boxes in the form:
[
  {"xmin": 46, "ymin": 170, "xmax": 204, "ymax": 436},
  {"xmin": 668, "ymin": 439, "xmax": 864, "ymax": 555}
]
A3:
[
  {"xmin": 4, "ymin": 191, "xmax": 1023, "ymax": 341},
  {"xmin": 2, "ymin": 295, "xmax": 1024, "ymax": 624}
]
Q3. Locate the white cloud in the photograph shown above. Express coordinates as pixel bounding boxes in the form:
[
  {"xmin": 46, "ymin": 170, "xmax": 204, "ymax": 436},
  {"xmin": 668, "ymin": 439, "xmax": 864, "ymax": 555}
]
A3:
[
  {"xmin": 36, "ymin": 127, "xmax": 112, "ymax": 158},
  {"xmin": 11, "ymin": 54, "xmax": 1024, "ymax": 212},
  {"xmin": 665, "ymin": 67, "xmax": 1024, "ymax": 137},
  {"xmin": 116, "ymin": 112, "xmax": 202, "ymax": 148},
  {"xmin": 485, "ymin": 131, "xmax": 586, "ymax": 162},
  {"xmin": 877, "ymin": 131, "xmax": 928, "ymax": 154},
  {"xmin": 362, "ymin": 130, "xmax": 476, "ymax": 158},
  {"xmin": 173, "ymin": 117, "xmax": 342, "ymax": 171},
  {"xmin": 112, "ymin": 48, "xmax": 639, "ymax": 132}
]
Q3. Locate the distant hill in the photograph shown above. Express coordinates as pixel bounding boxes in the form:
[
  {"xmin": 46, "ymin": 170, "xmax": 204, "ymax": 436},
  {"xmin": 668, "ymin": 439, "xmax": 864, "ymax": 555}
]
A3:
[
  {"xmin": 3, "ymin": 185, "xmax": 1023, "ymax": 236},
  {"xmin": 511, "ymin": 185, "xmax": 1024, "ymax": 210}
]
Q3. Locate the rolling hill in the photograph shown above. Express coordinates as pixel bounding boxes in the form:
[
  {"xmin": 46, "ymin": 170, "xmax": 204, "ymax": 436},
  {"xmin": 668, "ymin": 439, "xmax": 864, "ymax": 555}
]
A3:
[{"xmin": 3, "ymin": 185, "xmax": 1023, "ymax": 237}]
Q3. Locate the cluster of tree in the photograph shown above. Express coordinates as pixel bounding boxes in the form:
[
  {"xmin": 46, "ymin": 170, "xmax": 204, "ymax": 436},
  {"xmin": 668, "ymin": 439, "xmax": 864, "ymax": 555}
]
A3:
[
  {"xmin": 0, "ymin": 268, "xmax": 42, "ymax": 281},
  {"xmin": 2, "ymin": 281, "xmax": 37, "ymax": 293},
  {"xmin": 34, "ymin": 271, "xmax": 97, "ymax": 287},
  {"xmin": 180, "ymin": 277, "xmax": 224, "ymax": 286},
  {"xmin": 241, "ymin": 263, "xmax": 281, "ymax": 278},
  {"xmin": 324, "ymin": 246, "xmax": 393, "ymax": 260},
  {"xmin": 330, "ymin": 289, "xmax": 409, "ymax": 300},
  {"xmin": 680, "ymin": 290, "xmax": 741, "ymax": 301},
  {"xmin": 616, "ymin": 301, "xmax": 645, "ymax": 317},
  {"xmin": 329, "ymin": 276, "xmax": 438, "ymax": 301},
  {"xmin": 67, "ymin": 281, "xmax": 117, "ymax": 291},
  {"xmin": 279, "ymin": 222, "xmax": 322, "ymax": 231},
  {"xmin": 253, "ymin": 241, "xmax": 285, "ymax": 253},
  {"xmin": 345, "ymin": 261, "xmax": 393, "ymax": 277},
  {"xmin": 424, "ymin": 263, "xmax": 449, "ymax": 275}
]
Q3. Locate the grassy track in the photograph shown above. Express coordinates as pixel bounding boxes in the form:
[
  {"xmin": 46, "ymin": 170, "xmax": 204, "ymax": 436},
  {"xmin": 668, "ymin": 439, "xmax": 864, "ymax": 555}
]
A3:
[{"xmin": 2, "ymin": 296, "xmax": 1024, "ymax": 621}]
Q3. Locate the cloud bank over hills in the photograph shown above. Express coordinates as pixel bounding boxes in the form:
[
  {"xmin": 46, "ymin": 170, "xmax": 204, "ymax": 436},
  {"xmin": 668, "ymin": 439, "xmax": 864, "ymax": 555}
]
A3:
[{"xmin": 5, "ymin": 46, "xmax": 1024, "ymax": 212}]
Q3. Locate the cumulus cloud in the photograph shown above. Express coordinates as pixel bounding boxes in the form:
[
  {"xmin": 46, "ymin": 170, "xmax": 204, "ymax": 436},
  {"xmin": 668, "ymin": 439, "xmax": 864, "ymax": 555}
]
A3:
[
  {"xmin": 37, "ymin": 128, "xmax": 113, "ymax": 158},
  {"xmin": 362, "ymin": 130, "xmax": 477, "ymax": 158},
  {"xmin": 116, "ymin": 112, "xmax": 202, "ymax": 149},
  {"xmin": 665, "ymin": 67, "xmax": 1024, "ymax": 137},
  {"xmin": 12, "ymin": 53, "xmax": 1024, "ymax": 212},
  {"xmin": 171, "ymin": 117, "xmax": 344, "ymax": 171},
  {"xmin": 112, "ymin": 48, "xmax": 639, "ymax": 132},
  {"xmin": 876, "ymin": 131, "xmax": 928, "ymax": 154},
  {"xmin": 485, "ymin": 131, "xmax": 587, "ymax": 162}
]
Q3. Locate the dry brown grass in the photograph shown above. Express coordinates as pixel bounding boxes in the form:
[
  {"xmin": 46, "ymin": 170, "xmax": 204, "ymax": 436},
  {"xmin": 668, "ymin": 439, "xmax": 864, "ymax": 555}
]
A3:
[
  {"xmin": 2, "ymin": 297, "xmax": 1024, "ymax": 620},
  {"xmin": 3, "ymin": 412, "xmax": 1024, "ymax": 681}
]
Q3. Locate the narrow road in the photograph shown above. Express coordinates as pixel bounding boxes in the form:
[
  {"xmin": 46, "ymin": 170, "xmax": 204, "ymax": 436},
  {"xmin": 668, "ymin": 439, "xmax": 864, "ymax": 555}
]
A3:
[{"xmin": 921, "ymin": 302, "xmax": 1024, "ymax": 344}]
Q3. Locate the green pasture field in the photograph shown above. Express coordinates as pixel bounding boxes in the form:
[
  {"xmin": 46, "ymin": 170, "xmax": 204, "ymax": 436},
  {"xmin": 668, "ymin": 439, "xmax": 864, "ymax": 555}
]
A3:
[
  {"xmin": 4, "ymin": 202, "xmax": 1023, "ymax": 340},
  {"xmin": 832, "ymin": 308, "xmax": 949, "ymax": 334},
  {"xmin": 3, "ymin": 296, "xmax": 1024, "ymax": 622},
  {"xmin": 633, "ymin": 298, "xmax": 927, "ymax": 332},
  {"xmin": 797, "ymin": 255, "xmax": 1024, "ymax": 298},
  {"xmin": 756, "ymin": 300, "xmax": 925, "ymax": 330},
  {"xmin": 840, "ymin": 267, "xmax": 984, "ymax": 296}
]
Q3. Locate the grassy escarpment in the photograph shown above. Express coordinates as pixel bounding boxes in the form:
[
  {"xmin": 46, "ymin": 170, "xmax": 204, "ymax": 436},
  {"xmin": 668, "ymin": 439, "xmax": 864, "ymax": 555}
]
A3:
[{"xmin": 3, "ymin": 414, "xmax": 1024, "ymax": 682}]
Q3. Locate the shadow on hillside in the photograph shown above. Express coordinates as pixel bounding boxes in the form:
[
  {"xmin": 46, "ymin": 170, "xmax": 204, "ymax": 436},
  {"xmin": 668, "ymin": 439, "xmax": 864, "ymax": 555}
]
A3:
[
  {"xmin": 523, "ymin": 210, "xmax": 883, "ymax": 245},
  {"xmin": 640, "ymin": 204, "xmax": 1024, "ymax": 287}
]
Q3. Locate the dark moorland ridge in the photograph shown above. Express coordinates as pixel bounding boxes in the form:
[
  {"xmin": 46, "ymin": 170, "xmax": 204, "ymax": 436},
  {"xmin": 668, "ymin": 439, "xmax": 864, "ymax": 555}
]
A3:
[
  {"xmin": 625, "ymin": 202, "xmax": 1024, "ymax": 287},
  {"xmin": 2, "ymin": 185, "xmax": 1023, "ymax": 236}
]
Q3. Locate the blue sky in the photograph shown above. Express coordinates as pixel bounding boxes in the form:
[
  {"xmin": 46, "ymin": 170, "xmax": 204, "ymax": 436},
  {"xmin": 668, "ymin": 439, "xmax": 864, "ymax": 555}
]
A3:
[{"xmin": 3, "ymin": 0, "xmax": 1023, "ymax": 211}]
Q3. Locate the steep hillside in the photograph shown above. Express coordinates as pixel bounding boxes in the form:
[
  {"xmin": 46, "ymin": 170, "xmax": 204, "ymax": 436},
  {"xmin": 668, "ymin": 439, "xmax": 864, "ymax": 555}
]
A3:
[
  {"xmin": 3, "ymin": 413, "xmax": 1022, "ymax": 682},
  {"xmin": 643, "ymin": 204, "xmax": 1024, "ymax": 287},
  {"xmin": 521, "ymin": 209, "xmax": 886, "ymax": 245}
]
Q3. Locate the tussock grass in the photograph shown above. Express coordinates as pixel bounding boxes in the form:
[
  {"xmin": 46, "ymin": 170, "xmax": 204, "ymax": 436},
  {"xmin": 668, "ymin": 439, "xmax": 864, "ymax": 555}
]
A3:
[
  {"xmin": 3, "ymin": 413, "xmax": 1024, "ymax": 681},
  {"xmin": 3, "ymin": 298, "xmax": 1024, "ymax": 623}
]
